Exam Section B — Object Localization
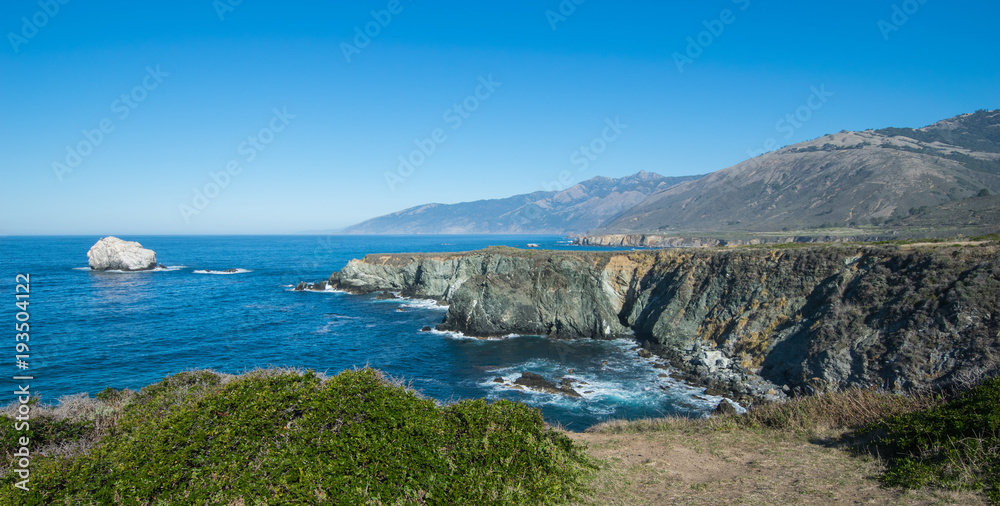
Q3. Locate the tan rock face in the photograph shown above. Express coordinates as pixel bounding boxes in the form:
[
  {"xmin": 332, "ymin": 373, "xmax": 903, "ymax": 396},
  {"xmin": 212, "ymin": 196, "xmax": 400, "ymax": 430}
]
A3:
[{"xmin": 87, "ymin": 236, "xmax": 157, "ymax": 271}]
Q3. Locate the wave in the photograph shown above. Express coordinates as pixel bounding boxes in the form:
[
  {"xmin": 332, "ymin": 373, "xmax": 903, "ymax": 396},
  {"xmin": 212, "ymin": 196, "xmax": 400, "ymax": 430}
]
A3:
[
  {"xmin": 479, "ymin": 355, "xmax": 746, "ymax": 416},
  {"xmin": 193, "ymin": 268, "xmax": 252, "ymax": 275},
  {"xmin": 286, "ymin": 285, "xmax": 346, "ymax": 294},
  {"xmin": 400, "ymin": 298, "xmax": 448, "ymax": 311},
  {"xmin": 74, "ymin": 265, "xmax": 186, "ymax": 273},
  {"xmin": 427, "ymin": 328, "xmax": 524, "ymax": 341}
]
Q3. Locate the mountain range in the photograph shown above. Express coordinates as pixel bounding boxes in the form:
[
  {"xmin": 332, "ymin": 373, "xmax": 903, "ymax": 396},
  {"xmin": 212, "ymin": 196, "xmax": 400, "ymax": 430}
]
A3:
[
  {"xmin": 343, "ymin": 172, "xmax": 700, "ymax": 234},
  {"xmin": 342, "ymin": 110, "xmax": 1000, "ymax": 237}
]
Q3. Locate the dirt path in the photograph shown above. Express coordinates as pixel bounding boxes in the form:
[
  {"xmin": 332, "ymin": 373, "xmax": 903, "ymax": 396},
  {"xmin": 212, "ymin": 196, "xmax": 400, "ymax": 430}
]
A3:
[{"xmin": 568, "ymin": 427, "xmax": 986, "ymax": 505}]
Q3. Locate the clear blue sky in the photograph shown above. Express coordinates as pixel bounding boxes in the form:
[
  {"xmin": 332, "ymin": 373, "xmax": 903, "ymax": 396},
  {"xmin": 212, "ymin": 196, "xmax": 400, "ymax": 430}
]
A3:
[{"xmin": 2, "ymin": 0, "xmax": 998, "ymax": 234}]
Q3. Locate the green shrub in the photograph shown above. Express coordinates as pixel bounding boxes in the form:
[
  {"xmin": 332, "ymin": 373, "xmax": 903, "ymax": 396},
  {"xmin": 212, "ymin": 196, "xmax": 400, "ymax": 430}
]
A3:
[
  {"xmin": 862, "ymin": 377, "xmax": 1000, "ymax": 502},
  {"xmin": 1, "ymin": 368, "xmax": 591, "ymax": 505}
]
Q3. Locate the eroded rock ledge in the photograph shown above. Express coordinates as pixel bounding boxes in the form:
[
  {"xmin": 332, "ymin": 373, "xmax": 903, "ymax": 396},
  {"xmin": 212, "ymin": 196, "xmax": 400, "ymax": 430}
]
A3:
[{"xmin": 322, "ymin": 244, "xmax": 1000, "ymax": 402}]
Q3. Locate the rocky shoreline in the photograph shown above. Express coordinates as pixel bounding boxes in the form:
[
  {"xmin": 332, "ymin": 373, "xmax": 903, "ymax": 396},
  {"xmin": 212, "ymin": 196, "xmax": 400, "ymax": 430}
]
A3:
[{"xmin": 304, "ymin": 243, "xmax": 1000, "ymax": 404}]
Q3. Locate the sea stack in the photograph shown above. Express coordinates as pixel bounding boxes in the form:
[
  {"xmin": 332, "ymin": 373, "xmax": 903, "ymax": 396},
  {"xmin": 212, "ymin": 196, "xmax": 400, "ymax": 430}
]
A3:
[{"xmin": 87, "ymin": 236, "xmax": 158, "ymax": 271}]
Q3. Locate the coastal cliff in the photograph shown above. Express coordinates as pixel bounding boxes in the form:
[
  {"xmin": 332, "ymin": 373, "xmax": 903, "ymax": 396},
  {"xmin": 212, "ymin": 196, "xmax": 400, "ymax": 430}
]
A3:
[
  {"xmin": 325, "ymin": 243, "xmax": 1000, "ymax": 401},
  {"xmin": 572, "ymin": 233, "xmax": 893, "ymax": 248}
]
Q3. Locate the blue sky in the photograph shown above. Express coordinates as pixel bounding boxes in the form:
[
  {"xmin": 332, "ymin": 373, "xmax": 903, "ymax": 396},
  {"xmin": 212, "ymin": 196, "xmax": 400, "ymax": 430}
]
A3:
[{"xmin": 1, "ymin": 0, "xmax": 998, "ymax": 235}]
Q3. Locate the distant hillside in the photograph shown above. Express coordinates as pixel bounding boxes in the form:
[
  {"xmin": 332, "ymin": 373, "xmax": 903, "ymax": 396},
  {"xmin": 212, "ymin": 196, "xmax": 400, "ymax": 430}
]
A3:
[
  {"xmin": 594, "ymin": 110, "xmax": 1000, "ymax": 235},
  {"xmin": 343, "ymin": 172, "xmax": 701, "ymax": 234},
  {"xmin": 894, "ymin": 191, "xmax": 999, "ymax": 229}
]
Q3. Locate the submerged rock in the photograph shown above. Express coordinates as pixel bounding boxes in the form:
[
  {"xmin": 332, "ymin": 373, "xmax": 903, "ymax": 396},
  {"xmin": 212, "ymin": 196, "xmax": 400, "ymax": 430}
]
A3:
[
  {"xmin": 87, "ymin": 236, "xmax": 157, "ymax": 271},
  {"xmin": 513, "ymin": 372, "xmax": 581, "ymax": 398},
  {"xmin": 294, "ymin": 281, "xmax": 328, "ymax": 291}
]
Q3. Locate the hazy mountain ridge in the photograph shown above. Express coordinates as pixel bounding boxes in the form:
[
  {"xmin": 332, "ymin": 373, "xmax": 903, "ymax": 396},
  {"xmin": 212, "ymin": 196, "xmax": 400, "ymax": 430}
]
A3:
[
  {"xmin": 593, "ymin": 110, "xmax": 1000, "ymax": 235},
  {"xmin": 343, "ymin": 171, "xmax": 701, "ymax": 234},
  {"xmin": 342, "ymin": 110, "xmax": 999, "ymax": 238}
]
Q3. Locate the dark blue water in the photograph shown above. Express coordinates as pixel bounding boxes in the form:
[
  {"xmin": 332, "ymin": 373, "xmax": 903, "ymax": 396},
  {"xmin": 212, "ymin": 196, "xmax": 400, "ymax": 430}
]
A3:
[{"xmin": 0, "ymin": 235, "xmax": 723, "ymax": 431}]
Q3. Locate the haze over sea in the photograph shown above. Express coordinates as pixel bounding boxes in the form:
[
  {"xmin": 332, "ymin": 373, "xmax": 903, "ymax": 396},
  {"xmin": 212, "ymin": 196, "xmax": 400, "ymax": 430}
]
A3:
[{"xmin": 1, "ymin": 235, "xmax": 730, "ymax": 431}]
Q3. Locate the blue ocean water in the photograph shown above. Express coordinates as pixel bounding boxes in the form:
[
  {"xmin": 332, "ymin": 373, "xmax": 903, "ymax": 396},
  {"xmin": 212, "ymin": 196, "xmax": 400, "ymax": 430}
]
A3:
[{"xmin": 0, "ymin": 235, "xmax": 725, "ymax": 431}]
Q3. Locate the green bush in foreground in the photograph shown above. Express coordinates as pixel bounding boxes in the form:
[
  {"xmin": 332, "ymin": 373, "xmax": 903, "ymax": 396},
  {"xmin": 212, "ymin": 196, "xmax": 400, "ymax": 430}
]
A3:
[
  {"xmin": 862, "ymin": 377, "xmax": 1000, "ymax": 503},
  {"xmin": 1, "ymin": 368, "xmax": 592, "ymax": 505}
]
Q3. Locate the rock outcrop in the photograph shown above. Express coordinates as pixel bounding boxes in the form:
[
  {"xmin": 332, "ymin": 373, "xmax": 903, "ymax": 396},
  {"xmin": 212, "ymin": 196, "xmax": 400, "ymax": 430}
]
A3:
[
  {"xmin": 512, "ymin": 372, "xmax": 582, "ymax": 398},
  {"xmin": 87, "ymin": 237, "xmax": 157, "ymax": 271},
  {"xmin": 323, "ymin": 243, "xmax": 1000, "ymax": 402},
  {"xmin": 294, "ymin": 281, "xmax": 328, "ymax": 292}
]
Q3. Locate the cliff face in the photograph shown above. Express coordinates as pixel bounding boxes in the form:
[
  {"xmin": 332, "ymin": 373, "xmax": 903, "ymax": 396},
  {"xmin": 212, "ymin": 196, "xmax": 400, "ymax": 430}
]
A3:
[{"xmin": 327, "ymin": 244, "xmax": 1000, "ymax": 401}]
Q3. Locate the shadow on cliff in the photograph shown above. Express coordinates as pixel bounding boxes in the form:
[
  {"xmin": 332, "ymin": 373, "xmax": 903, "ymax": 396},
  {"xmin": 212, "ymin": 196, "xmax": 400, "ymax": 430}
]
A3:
[{"xmin": 757, "ymin": 272, "xmax": 844, "ymax": 393}]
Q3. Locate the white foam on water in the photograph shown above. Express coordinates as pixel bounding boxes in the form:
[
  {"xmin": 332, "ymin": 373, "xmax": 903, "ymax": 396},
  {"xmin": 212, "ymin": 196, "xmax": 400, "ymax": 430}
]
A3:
[
  {"xmin": 399, "ymin": 298, "xmax": 448, "ymax": 311},
  {"xmin": 312, "ymin": 317, "xmax": 358, "ymax": 334},
  {"xmin": 76, "ymin": 265, "xmax": 186, "ymax": 273},
  {"xmin": 287, "ymin": 286, "xmax": 347, "ymax": 294},
  {"xmin": 193, "ymin": 268, "xmax": 252, "ymax": 275},
  {"xmin": 427, "ymin": 328, "xmax": 517, "ymax": 341},
  {"xmin": 478, "ymin": 348, "xmax": 747, "ymax": 417}
]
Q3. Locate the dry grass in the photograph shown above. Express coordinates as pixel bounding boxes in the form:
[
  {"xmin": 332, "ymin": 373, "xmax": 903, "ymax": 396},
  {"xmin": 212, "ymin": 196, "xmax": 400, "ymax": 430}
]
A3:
[
  {"xmin": 570, "ymin": 389, "xmax": 988, "ymax": 505},
  {"xmin": 591, "ymin": 387, "xmax": 942, "ymax": 436},
  {"xmin": 0, "ymin": 389, "xmax": 134, "ymax": 472},
  {"xmin": 569, "ymin": 426, "xmax": 985, "ymax": 505}
]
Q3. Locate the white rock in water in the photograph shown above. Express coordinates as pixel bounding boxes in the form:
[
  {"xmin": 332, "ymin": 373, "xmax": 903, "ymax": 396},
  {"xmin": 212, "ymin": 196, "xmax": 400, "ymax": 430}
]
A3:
[{"xmin": 87, "ymin": 236, "xmax": 157, "ymax": 271}]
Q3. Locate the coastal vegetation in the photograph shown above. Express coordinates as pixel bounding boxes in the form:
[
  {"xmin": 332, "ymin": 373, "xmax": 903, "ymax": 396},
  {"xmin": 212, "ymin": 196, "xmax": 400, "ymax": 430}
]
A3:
[
  {"xmin": 581, "ymin": 379, "xmax": 998, "ymax": 504},
  {"xmin": 3, "ymin": 370, "xmax": 997, "ymax": 504},
  {"xmin": 1, "ymin": 368, "xmax": 592, "ymax": 505}
]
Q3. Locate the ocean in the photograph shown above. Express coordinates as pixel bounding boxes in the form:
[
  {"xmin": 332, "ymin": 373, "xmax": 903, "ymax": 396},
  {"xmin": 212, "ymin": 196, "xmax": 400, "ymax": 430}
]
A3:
[{"xmin": 1, "ymin": 235, "xmax": 728, "ymax": 431}]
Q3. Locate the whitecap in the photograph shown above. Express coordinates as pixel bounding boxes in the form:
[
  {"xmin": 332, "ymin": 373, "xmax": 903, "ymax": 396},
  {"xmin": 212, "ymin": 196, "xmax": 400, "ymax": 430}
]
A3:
[
  {"xmin": 399, "ymin": 298, "xmax": 448, "ymax": 311},
  {"xmin": 427, "ymin": 328, "xmax": 523, "ymax": 341},
  {"xmin": 286, "ymin": 285, "xmax": 346, "ymax": 294},
  {"xmin": 427, "ymin": 328, "xmax": 477, "ymax": 340},
  {"xmin": 192, "ymin": 268, "xmax": 252, "ymax": 275},
  {"xmin": 76, "ymin": 265, "xmax": 185, "ymax": 273}
]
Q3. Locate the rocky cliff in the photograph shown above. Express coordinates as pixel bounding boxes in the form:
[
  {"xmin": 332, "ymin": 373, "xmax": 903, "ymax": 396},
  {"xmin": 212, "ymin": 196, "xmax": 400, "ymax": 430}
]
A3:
[{"xmin": 324, "ymin": 243, "xmax": 1000, "ymax": 402}]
